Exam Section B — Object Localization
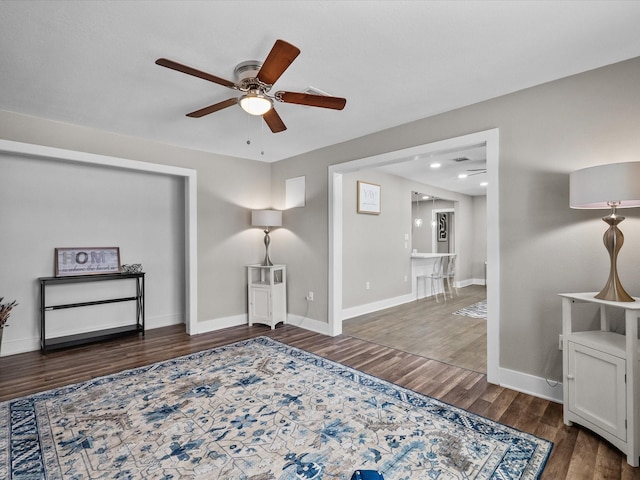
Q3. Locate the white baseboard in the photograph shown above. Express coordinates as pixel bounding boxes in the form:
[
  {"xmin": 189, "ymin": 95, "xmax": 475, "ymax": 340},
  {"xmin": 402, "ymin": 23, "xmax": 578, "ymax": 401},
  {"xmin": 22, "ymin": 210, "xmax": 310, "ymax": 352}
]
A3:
[
  {"xmin": 0, "ymin": 336, "xmax": 40, "ymax": 356},
  {"xmin": 458, "ymin": 278, "xmax": 486, "ymax": 287},
  {"xmin": 499, "ymin": 367, "xmax": 563, "ymax": 404},
  {"xmin": 286, "ymin": 314, "xmax": 331, "ymax": 335},
  {"xmin": 195, "ymin": 314, "xmax": 247, "ymax": 334},
  {"xmin": 195, "ymin": 313, "xmax": 331, "ymax": 336},
  {"xmin": 146, "ymin": 313, "xmax": 183, "ymax": 329},
  {"xmin": 0, "ymin": 314, "xmax": 184, "ymax": 357},
  {"xmin": 342, "ymin": 293, "xmax": 415, "ymax": 320},
  {"xmin": 341, "ymin": 278, "xmax": 483, "ymax": 320},
  {"xmin": 1, "ymin": 313, "xmax": 326, "ymax": 356}
]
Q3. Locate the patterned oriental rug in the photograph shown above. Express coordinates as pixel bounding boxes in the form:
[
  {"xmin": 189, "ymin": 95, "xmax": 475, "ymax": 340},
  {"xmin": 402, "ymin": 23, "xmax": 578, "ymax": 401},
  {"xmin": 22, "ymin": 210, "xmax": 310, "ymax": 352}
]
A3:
[
  {"xmin": 0, "ymin": 337, "xmax": 552, "ymax": 479},
  {"xmin": 454, "ymin": 300, "xmax": 487, "ymax": 319}
]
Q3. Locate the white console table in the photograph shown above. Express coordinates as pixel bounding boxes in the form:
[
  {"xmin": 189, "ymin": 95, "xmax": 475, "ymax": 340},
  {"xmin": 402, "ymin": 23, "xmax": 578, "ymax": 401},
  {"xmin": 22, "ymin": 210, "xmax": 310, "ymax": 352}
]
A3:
[
  {"xmin": 247, "ymin": 264, "xmax": 286, "ymax": 329},
  {"xmin": 560, "ymin": 292, "xmax": 640, "ymax": 466}
]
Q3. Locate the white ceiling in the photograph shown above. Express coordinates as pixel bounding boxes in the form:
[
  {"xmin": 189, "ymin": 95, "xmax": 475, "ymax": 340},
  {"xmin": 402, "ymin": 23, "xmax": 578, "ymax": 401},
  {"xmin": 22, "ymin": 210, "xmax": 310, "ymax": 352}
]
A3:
[
  {"xmin": 1, "ymin": 0, "xmax": 640, "ymax": 170},
  {"xmin": 377, "ymin": 145, "xmax": 488, "ymax": 196}
]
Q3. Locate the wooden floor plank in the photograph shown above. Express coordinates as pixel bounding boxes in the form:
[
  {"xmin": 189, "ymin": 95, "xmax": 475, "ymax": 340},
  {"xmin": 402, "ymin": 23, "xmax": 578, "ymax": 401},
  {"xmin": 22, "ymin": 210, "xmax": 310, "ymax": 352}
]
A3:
[
  {"xmin": 539, "ymin": 425, "xmax": 578, "ymax": 480},
  {"xmin": 565, "ymin": 428, "xmax": 601, "ymax": 479},
  {"xmin": 0, "ymin": 322, "xmax": 637, "ymax": 478},
  {"xmin": 595, "ymin": 440, "xmax": 623, "ymax": 480}
]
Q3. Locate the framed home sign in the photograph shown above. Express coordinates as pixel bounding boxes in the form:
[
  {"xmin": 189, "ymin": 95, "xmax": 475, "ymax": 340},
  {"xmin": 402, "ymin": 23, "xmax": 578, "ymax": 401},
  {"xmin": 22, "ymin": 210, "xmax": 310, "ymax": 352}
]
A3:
[
  {"xmin": 55, "ymin": 247, "xmax": 121, "ymax": 277},
  {"xmin": 357, "ymin": 181, "xmax": 381, "ymax": 214}
]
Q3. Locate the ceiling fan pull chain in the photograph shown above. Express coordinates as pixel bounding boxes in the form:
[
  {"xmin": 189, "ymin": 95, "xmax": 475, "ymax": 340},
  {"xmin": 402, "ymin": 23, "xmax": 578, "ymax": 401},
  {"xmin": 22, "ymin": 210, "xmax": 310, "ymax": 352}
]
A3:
[
  {"xmin": 246, "ymin": 111, "xmax": 251, "ymax": 145},
  {"xmin": 260, "ymin": 118, "xmax": 265, "ymax": 156}
]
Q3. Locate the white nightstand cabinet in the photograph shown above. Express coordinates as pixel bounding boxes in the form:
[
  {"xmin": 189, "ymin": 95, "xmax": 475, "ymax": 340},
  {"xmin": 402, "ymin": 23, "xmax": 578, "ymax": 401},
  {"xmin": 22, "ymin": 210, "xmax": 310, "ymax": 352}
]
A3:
[
  {"xmin": 560, "ymin": 293, "xmax": 640, "ymax": 467},
  {"xmin": 247, "ymin": 264, "xmax": 287, "ymax": 329}
]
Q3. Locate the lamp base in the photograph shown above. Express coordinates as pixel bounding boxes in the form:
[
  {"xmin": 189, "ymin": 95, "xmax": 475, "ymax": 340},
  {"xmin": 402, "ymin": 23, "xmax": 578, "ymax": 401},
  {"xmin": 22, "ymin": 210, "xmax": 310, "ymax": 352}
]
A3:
[
  {"xmin": 595, "ymin": 281, "xmax": 634, "ymax": 303},
  {"xmin": 262, "ymin": 229, "xmax": 273, "ymax": 266},
  {"xmin": 594, "ymin": 211, "xmax": 634, "ymax": 302}
]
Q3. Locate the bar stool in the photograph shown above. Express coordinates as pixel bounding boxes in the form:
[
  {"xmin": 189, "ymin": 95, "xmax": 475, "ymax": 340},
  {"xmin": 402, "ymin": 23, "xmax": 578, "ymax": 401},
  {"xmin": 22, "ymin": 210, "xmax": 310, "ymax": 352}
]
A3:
[
  {"xmin": 417, "ymin": 256, "xmax": 446, "ymax": 302},
  {"xmin": 443, "ymin": 254, "xmax": 458, "ymax": 299}
]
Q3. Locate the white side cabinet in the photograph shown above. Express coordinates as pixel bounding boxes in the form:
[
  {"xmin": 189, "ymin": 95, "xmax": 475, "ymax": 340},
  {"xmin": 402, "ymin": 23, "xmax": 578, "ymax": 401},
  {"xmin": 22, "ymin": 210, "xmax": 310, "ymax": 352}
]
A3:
[
  {"xmin": 560, "ymin": 293, "xmax": 640, "ymax": 467},
  {"xmin": 247, "ymin": 264, "xmax": 286, "ymax": 329}
]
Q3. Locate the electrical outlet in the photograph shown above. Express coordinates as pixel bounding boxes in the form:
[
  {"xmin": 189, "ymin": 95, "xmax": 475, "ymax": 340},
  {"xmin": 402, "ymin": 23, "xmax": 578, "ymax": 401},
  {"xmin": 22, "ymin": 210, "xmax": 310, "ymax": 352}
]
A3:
[
  {"xmin": 404, "ymin": 275, "xmax": 408, "ymax": 282},
  {"xmin": 366, "ymin": 281, "xmax": 370, "ymax": 290},
  {"xmin": 307, "ymin": 291, "xmax": 314, "ymax": 301}
]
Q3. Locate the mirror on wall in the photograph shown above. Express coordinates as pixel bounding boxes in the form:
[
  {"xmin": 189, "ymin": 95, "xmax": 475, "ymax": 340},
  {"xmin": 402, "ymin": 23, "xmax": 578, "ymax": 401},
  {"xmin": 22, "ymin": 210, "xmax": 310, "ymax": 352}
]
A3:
[{"xmin": 411, "ymin": 191, "xmax": 455, "ymax": 254}]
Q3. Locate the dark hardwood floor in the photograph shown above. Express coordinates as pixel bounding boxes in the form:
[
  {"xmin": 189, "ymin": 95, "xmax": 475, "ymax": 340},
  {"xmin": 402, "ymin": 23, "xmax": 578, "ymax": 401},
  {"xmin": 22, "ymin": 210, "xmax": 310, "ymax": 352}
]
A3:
[{"xmin": 1, "ymin": 324, "xmax": 638, "ymax": 479}]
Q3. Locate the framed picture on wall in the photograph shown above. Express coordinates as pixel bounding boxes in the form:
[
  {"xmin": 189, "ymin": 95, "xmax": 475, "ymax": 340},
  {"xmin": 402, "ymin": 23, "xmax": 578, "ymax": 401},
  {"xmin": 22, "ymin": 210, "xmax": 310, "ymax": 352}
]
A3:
[
  {"xmin": 437, "ymin": 213, "xmax": 448, "ymax": 242},
  {"xmin": 55, "ymin": 247, "xmax": 121, "ymax": 277},
  {"xmin": 357, "ymin": 181, "xmax": 381, "ymax": 214}
]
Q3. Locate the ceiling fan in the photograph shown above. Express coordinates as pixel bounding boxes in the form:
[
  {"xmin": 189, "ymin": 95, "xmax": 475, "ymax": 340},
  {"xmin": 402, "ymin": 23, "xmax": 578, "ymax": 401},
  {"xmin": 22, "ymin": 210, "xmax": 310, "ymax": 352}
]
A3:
[{"xmin": 155, "ymin": 39, "xmax": 347, "ymax": 133}]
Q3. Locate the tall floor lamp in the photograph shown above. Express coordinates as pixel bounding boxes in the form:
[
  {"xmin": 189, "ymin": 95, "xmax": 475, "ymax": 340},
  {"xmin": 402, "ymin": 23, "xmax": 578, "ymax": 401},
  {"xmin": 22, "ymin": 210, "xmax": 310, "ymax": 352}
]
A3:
[
  {"xmin": 570, "ymin": 162, "xmax": 640, "ymax": 302},
  {"xmin": 251, "ymin": 209, "xmax": 282, "ymax": 266}
]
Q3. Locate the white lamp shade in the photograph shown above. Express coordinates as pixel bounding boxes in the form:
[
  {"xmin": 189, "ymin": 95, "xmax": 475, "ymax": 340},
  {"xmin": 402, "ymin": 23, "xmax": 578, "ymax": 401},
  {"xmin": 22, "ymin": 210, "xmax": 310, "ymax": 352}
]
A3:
[
  {"xmin": 251, "ymin": 209, "xmax": 282, "ymax": 228},
  {"xmin": 570, "ymin": 161, "xmax": 640, "ymax": 209}
]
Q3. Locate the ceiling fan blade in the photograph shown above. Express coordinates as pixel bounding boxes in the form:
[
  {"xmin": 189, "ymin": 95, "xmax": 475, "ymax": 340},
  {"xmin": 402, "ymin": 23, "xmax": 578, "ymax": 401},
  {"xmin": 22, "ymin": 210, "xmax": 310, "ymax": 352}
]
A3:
[
  {"xmin": 276, "ymin": 91, "xmax": 346, "ymax": 110},
  {"xmin": 156, "ymin": 58, "xmax": 237, "ymax": 89},
  {"xmin": 186, "ymin": 98, "xmax": 238, "ymax": 118},
  {"xmin": 263, "ymin": 108, "xmax": 287, "ymax": 133},
  {"xmin": 256, "ymin": 40, "xmax": 301, "ymax": 86}
]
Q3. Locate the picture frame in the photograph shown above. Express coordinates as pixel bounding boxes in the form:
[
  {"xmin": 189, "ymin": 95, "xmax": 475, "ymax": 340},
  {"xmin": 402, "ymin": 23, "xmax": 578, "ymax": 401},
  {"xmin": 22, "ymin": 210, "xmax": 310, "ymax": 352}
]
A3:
[
  {"xmin": 55, "ymin": 247, "xmax": 121, "ymax": 277},
  {"xmin": 437, "ymin": 213, "xmax": 448, "ymax": 242},
  {"xmin": 357, "ymin": 181, "xmax": 381, "ymax": 214}
]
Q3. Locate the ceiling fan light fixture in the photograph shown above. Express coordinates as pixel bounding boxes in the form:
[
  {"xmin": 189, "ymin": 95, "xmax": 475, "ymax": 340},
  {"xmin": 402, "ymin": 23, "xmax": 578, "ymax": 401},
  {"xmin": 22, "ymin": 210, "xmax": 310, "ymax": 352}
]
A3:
[
  {"xmin": 156, "ymin": 39, "xmax": 345, "ymax": 132},
  {"xmin": 240, "ymin": 91, "xmax": 273, "ymax": 116}
]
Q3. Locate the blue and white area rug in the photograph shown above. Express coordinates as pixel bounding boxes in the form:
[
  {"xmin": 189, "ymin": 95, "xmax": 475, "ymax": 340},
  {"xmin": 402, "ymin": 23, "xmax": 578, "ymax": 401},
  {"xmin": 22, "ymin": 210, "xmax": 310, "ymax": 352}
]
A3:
[
  {"xmin": 454, "ymin": 300, "xmax": 487, "ymax": 319},
  {"xmin": 0, "ymin": 336, "xmax": 551, "ymax": 479}
]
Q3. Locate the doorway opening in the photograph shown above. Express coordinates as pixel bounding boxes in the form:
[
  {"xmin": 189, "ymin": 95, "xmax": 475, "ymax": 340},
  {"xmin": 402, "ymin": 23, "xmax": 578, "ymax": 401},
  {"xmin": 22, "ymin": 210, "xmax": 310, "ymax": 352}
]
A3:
[
  {"xmin": 328, "ymin": 129, "xmax": 500, "ymax": 384},
  {"xmin": 433, "ymin": 208, "xmax": 455, "ymax": 254}
]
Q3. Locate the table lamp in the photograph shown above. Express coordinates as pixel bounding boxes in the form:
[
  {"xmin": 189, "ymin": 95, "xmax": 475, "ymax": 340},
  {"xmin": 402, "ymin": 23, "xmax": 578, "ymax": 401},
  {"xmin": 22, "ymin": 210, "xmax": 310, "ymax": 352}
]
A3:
[
  {"xmin": 251, "ymin": 209, "xmax": 282, "ymax": 266},
  {"xmin": 570, "ymin": 161, "xmax": 640, "ymax": 302}
]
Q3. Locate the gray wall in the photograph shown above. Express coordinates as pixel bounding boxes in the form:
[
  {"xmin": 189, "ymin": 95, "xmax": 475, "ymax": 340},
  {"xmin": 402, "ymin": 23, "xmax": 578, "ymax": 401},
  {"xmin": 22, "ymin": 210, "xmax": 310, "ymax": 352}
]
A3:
[
  {"xmin": 412, "ymin": 198, "xmax": 456, "ymax": 254},
  {"xmin": 342, "ymin": 170, "xmax": 411, "ymax": 309},
  {"xmin": 272, "ymin": 56, "xmax": 640, "ymax": 383},
  {"xmin": 472, "ymin": 196, "xmax": 487, "ymax": 282},
  {"xmin": 0, "ymin": 111, "xmax": 271, "ymax": 354},
  {"xmin": 340, "ymin": 169, "xmax": 482, "ymax": 310},
  {"xmin": 411, "ymin": 199, "xmax": 430, "ymax": 253},
  {"xmin": 0, "ymin": 153, "xmax": 185, "ymax": 351}
]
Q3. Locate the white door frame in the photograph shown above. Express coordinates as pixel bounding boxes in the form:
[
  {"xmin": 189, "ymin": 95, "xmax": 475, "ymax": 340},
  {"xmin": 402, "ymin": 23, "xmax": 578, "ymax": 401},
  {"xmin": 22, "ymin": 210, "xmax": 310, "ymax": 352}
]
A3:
[
  {"xmin": 432, "ymin": 208, "xmax": 455, "ymax": 254},
  {"xmin": 328, "ymin": 128, "xmax": 500, "ymax": 384}
]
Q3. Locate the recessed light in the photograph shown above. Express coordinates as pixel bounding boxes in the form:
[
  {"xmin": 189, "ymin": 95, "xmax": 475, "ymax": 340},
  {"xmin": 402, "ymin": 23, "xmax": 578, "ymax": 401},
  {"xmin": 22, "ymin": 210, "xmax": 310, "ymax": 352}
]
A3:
[
  {"xmin": 422, "ymin": 195, "xmax": 429, "ymax": 200},
  {"xmin": 458, "ymin": 173, "xmax": 468, "ymax": 179},
  {"xmin": 480, "ymin": 182, "xmax": 488, "ymax": 187},
  {"xmin": 430, "ymin": 162, "xmax": 441, "ymax": 169}
]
